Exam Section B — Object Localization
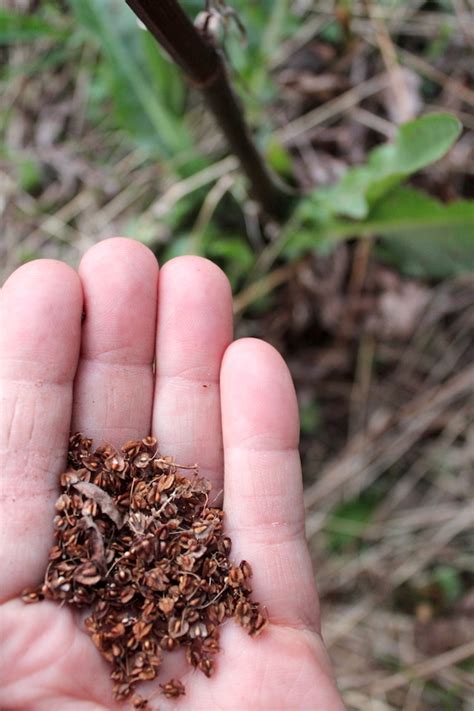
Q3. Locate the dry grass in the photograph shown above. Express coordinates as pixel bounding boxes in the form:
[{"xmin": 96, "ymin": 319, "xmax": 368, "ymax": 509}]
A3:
[{"xmin": 310, "ymin": 351, "xmax": 474, "ymax": 710}]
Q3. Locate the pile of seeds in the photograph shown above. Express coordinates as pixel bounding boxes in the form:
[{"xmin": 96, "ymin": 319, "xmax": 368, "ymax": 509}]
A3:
[{"xmin": 22, "ymin": 434, "xmax": 267, "ymax": 707}]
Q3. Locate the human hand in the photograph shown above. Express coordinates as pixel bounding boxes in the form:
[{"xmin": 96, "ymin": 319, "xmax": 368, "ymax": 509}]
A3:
[{"xmin": 0, "ymin": 238, "xmax": 345, "ymax": 710}]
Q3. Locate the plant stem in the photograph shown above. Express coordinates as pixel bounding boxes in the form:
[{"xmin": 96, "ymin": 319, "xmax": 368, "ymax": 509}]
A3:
[{"xmin": 125, "ymin": 0, "xmax": 296, "ymax": 220}]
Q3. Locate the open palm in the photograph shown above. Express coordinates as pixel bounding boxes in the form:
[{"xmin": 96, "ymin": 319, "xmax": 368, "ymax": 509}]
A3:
[{"xmin": 0, "ymin": 239, "xmax": 344, "ymax": 711}]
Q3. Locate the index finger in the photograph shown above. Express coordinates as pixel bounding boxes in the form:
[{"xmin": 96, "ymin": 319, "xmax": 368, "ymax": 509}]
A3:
[{"xmin": 0, "ymin": 261, "xmax": 83, "ymax": 601}]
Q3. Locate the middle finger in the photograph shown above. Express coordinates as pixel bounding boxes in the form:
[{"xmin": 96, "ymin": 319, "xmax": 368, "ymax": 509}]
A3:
[
  {"xmin": 72, "ymin": 238, "xmax": 159, "ymax": 446},
  {"xmin": 152, "ymin": 256, "xmax": 232, "ymax": 497}
]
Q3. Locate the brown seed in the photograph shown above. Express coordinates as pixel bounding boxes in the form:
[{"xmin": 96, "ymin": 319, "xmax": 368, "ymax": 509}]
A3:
[
  {"xmin": 199, "ymin": 657, "xmax": 214, "ymax": 677},
  {"xmin": 168, "ymin": 617, "xmax": 190, "ymax": 639},
  {"xmin": 134, "ymin": 452, "xmax": 151, "ymax": 469},
  {"xmin": 21, "ymin": 588, "xmax": 42, "ymax": 604},
  {"xmin": 132, "ymin": 620, "xmax": 152, "ymax": 640},
  {"xmin": 158, "ymin": 596, "xmax": 175, "ymax": 614},
  {"xmin": 227, "ymin": 565, "xmax": 245, "ymax": 587},
  {"xmin": 159, "ymin": 635, "xmax": 177, "ymax": 652},
  {"xmin": 240, "ymin": 560, "xmax": 253, "ymax": 578},
  {"xmin": 74, "ymin": 562, "xmax": 102, "ymax": 586},
  {"xmin": 160, "ymin": 678, "xmax": 185, "ymax": 698},
  {"xmin": 112, "ymin": 643, "xmax": 123, "ymax": 658},
  {"xmin": 113, "ymin": 682, "xmax": 132, "ymax": 701},
  {"xmin": 105, "ymin": 622, "xmax": 126, "ymax": 638},
  {"xmin": 189, "ymin": 622, "xmax": 208, "ymax": 639},
  {"xmin": 157, "ymin": 473, "xmax": 175, "ymax": 491},
  {"xmin": 202, "ymin": 636, "xmax": 220, "ymax": 654},
  {"xmin": 105, "ymin": 454, "xmax": 126, "ymax": 473},
  {"xmin": 22, "ymin": 433, "xmax": 267, "ymax": 702},
  {"xmin": 132, "ymin": 693, "xmax": 148, "ymax": 709},
  {"xmin": 73, "ymin": 480, "xmax": 123, "ymax": 528},
  {"xmin": 121, "ymin": 439, "xmax": 142, "ymax": 457}
]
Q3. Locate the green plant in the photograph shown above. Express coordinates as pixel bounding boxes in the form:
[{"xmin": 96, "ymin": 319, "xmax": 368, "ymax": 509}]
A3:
[
  {"xmin": 0, "ymin": 2, "xmax": 190, "ymax": 161},
  {"xmin": 281, "ymin": 114, "xmax": 474, "ymax": 278},
  {"xmin": 69, "ymin": 0, "xmax": 191, "ymax": 158},
  {"xmin": 123, "ymin": 0, "xmax": 295, "ymax": 219},
  {"xmin": 2, "ymin": 4, "xmax": 473, "ymax": 283},
  {"xmin": 325, "ymin": 493, "xmax": 379, "ymax": 553},
  {"xmin": 113, "ymin": 4, "xmax": 473, "ymax": 282}
]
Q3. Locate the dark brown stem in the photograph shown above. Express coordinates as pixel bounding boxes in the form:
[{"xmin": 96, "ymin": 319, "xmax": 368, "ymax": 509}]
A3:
[{"xmin": 125, "ymin": 0, "xmax": 296, "ymax": 220}]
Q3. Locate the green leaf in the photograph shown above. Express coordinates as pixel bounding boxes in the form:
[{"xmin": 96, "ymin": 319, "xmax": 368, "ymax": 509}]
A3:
[
  {"xmin": 18, "ymin": 157, "xmax": 43, "ymax": 193},
  {"xmin": 362, "ymin": 185, "xmax": 474, "ymax": 231},
  {"xmin": 283, "ymin": 187, "xmax": 474, "ymax": 278},
  {"xmin": 431, "ymin": 566, "xmax": 463, "ymax": 605},
  {"xmin": 371, "ymin": 113, "xmax": 461, "ymax": 176},
  {"xmin": 326, "ymin": 495, "xmax": 379, "ymax": 553},
  {"xmin": 68, "ymin": 0, "xmax": 190, "ymax": 157},
  {"xmin": 265, "ymin": 137, "xmax": 293, "ymax": 177},
  {"xmin": 314, "ymin": 114, "xmax": 461, "ymax": 219},
  {"xmin": 367, "ymin": 187, "xmax": 474, "ymax": 278},
  {"xmin": 299, "ymin": 400, "xmax": 320, "ymax": 435},
  {"xmin": 140, "ymin": 30, "xmax": 185, "ymax": 118},
  {"xmin": 201, "ymin": 231, "xmax": 256, "ymax": 289}
]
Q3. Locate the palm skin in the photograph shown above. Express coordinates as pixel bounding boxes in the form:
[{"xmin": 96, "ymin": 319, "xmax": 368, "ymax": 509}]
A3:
[{"xmin": 0, "ymin": 239, "xmax": 345, "ymax": 711}]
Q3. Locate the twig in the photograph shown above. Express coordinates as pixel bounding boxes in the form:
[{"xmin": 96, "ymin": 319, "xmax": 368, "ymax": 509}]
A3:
[
  {"xmin": 336, "ymin": 236, "xmax": 373, "ymax": 343},
  {"xmin": 124, "ymin": 0, "xmax": 296, "ymax": 220}
]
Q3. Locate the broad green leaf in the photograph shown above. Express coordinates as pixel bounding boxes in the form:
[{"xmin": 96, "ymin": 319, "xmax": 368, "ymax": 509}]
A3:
[
  {"xmin": 374, "ymin": 195, "xmax": 474, "ymax": 279},
  {"xmin": 338, "ymin": 187, "xmax": 474, "ymax": 277},
  {"xmin": 283, "ymin": 187, "xmax": 474, "ymax": 278},
  {"xmin": 371, "ymin": 188, "xmax": 474, "ymax": 278},
  {"xmin": 371, "ymin": 113, "xmax": 461, "ymax": 175},
  {"xmin": 365, "ymin": 186, "xmax": 474, "ymax": 231},
  {"xmin": 314, "ymin": 114, "xmax": 461, "ymax": 219}
]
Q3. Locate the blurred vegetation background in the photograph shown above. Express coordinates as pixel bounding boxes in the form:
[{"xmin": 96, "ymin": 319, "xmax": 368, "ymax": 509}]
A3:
[{"xmin": 1, "ymin": 1, "xmax": 474, "ymax": 708}]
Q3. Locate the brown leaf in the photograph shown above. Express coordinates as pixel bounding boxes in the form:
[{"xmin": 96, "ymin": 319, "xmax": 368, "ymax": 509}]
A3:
[{"xmin": 73, "ymin": 481, "xmax": 123, "ymax": 528}]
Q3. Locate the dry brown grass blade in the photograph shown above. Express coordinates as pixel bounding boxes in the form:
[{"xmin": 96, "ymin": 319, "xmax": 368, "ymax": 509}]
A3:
[
  {"xmin": 367, "ymin": 640, "xmax": 474, "ymax": 695},
  {"xmin": 304, "ymin": 366, "xmax": 474, "ymax": 513}
]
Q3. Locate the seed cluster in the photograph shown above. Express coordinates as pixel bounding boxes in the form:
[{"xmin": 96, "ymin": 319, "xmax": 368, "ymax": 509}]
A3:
[{"xmin": 22, "ymin": 434, "xmax": 267, "ymax": 707}]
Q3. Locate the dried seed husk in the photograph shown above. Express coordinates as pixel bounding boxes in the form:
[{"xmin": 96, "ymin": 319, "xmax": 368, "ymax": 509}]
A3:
[{"xmin": 22, "ymin": 433, "xmax": 268, "ymax": 706}]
